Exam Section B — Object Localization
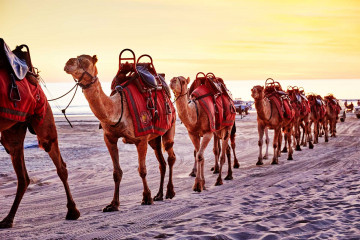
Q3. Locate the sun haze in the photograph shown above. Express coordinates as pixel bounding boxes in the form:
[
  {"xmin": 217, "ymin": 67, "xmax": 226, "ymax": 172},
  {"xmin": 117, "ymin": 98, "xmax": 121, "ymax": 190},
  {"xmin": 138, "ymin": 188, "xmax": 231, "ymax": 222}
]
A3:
[{"xmin": 1, "ymin": 0, "xmax": 359, "ymax": 82}]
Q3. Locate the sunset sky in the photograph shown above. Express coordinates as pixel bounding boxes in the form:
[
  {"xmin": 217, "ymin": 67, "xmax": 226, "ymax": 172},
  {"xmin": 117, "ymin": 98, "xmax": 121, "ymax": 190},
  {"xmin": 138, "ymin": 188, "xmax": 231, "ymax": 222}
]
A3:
[{"xmin": 1, "ymin": 0, "xmax": 359, "ymax": 83}]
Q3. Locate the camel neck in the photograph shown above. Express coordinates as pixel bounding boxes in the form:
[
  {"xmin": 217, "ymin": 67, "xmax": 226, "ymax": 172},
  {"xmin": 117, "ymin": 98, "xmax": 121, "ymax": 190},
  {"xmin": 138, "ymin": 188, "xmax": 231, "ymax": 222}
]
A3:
[
  {"xmin": 82, "ymin": 80, "xmax": 121, "ymax": 125},
  {"xmin": 175, "ymin": 92, "xmax": 196, "ymax": 129},
  {"xmin": 255, "ymin": 97, "xmax": 271, "ymax": 121}
]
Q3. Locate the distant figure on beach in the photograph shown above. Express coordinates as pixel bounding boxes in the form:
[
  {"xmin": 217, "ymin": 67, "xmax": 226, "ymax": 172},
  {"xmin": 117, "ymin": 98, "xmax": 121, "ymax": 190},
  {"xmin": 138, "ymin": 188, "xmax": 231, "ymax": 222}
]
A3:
[{"xmin": 357, "ymin": 100, "xmax": 360, "ymax": 106}]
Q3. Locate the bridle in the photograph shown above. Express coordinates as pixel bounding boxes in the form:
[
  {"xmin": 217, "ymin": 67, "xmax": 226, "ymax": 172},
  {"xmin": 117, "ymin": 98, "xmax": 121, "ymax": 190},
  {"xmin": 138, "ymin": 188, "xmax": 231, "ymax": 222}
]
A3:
[
  {"xmin": 172, "ymin": 77, "xmax": 188, "ymax": 103},
  {"xmin": 74, "ymin": 58, "xmax": 98, "ymax": 89}
]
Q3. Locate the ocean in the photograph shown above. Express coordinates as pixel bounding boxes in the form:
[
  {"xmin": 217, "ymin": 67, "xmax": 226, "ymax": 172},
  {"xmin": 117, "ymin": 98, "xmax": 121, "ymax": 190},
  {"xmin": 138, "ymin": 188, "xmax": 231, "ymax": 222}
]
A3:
[{"xmin": 43, "ymin": 79, "xmax": 359, "ymax": 116}]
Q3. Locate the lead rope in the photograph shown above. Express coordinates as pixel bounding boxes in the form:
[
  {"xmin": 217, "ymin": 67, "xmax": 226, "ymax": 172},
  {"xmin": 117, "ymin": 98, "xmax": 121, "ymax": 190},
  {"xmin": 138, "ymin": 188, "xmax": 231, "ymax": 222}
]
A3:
[{"xmin": 40, "ymin": 75, "xmax": 79, "ymax": 128}]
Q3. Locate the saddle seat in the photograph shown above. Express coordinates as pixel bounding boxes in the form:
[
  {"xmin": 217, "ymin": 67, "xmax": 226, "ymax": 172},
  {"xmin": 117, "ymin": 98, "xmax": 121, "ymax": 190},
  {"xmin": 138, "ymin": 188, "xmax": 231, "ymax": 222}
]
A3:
[{"xmin": 0, "ymin": 38, "xmax": 28, "ymax": 80}]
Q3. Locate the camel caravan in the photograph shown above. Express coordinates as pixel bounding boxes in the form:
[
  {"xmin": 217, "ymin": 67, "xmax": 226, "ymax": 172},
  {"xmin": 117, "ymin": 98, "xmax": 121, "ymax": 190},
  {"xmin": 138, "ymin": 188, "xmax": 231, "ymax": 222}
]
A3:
[{"xmin": 0, "ymin": 39, "xmax": 343, "ymax": 228}]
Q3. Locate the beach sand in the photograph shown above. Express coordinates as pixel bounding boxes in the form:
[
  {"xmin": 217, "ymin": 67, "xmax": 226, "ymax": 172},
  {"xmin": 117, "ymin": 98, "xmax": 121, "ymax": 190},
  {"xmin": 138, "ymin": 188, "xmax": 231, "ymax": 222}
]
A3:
[{"xmin": 0, "ymin": 113, "xmax": 359, "ymax": 239}]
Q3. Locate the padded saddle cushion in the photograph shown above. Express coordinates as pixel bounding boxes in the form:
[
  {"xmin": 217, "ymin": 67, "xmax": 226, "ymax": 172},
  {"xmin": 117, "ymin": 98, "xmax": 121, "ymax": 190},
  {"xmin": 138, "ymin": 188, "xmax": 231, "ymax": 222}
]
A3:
[{"xmin": 0, "ymin": 38, "xmax": 28, "ymax": 80}]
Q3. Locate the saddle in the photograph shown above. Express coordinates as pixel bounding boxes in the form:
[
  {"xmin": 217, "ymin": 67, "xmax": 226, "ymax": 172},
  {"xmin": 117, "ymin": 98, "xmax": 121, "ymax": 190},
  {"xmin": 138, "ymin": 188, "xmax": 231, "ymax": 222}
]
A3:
[
  {"xmin": 112, "ymin": 49, "xmax": 171, "ymax": 98},
  {"xmin": 264, "ymin": 78, "xmax": 294, "ymax": 120},
  {"xmin": 0, "ymin": 39, "xmax": 38, "ymax": 105},
  {"xmin": 190, "ymin": 72, "xmax": 236, "ymax": 131},
  {"xmin": 110, "ymin": 49, "xmax": 175, "ymax": 137},
  {"xmin": 0, "ymin": 38, "xmax": 28, "ymax": 80}
]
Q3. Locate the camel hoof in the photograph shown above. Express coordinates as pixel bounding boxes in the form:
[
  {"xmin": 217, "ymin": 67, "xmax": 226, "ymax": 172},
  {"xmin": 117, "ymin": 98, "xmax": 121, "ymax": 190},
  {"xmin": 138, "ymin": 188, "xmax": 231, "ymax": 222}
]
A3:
[
  {"xmin": 66, "ymin": 208, "xmax": 80, "ymax": 220},
  {"xmin": 325, "ymin": 139, "xmax": 329, "ymax": 142},
  {"xmin": 0, "ymin": 219, "xmax": 13, "ymax": 229},
  {"xmin": 165, "ymin": 189, "xmax": 175, "ymax": 199},
  {"xmin": 256, "ymin": 160, "xmax": 263, "ymax": 166},
  {"xmin": 295, "ymin": 145, "xmax": 302, "ymax": 151},
  {"xmin": 287, "ymin": 156, "xmax": 293, "ymax": 161},
  {"xmin": 153, "ymin": 193, "xmax": 163, "ymax": 201},
  {"xmin": 271, "ymin": 160, "xmax": 278, "ymax": 165},
  {"xmin": 215, "ymin": 178, "xmax": 223, "ymax": 186},
  {"xmin": 210, "ymin": 167, "xmax": 214, "ymax": 171},
  {"xmin": 103, "ymin": 204, "xmax": 119, "ymax": 212},
  {"xmin": 263, "ymin": 156, "xmax": 268, "ymax": 160},
  {"xmin": 141, "ymin": 198, "xmax": 153, "ymax": 205},
  {"xmin": 189, "ymin": 169, "xmax": 196, "ymax": 177},
  {"xmin": 281, "ymin": 147, "xmax": 287, "ymax": 153},
  {"xmin": 309, "ymin": 143, "xmax": 314, "ymax": 149},
  {"xmin": 193, "ymin": 182, "xmax": 203, "ymax": 192},
  {"xmin": 213, "ymin": 169, "xmax": 219, "ymax": 174},
  {"xmin": 233, "ymin": 161, "xmax": 240, "ymax": 169},
  {"xmin": 224, "ymin": 175, "xmax": 233, "ymax": 180}
]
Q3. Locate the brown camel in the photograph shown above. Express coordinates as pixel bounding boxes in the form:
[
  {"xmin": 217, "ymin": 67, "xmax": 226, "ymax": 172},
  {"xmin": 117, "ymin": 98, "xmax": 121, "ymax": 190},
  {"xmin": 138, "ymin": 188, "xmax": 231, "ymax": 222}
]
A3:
[
  {"xmin": 324, "ymin": 94, "xmax": 341, "ymax": 137},
  {"xmin": 284, "ymin": 87, "xmax": 313, "ymax": 151},
  {"xmin": 64, "ymin": 55, "xmax": 176, "ymax": 210},
  {"xmin": 0, "ymin": 52, "xmax": 80, "ymax": 227},
  {"xmin": 187, "ymin": 74, "xmax": 239, "ymax": 177},
  {"xmin": 251, "ymin": 85, "xmax": 294, "ymax": 165},
  {"xmin": 170, "ymin": 76, "xmax": 234, "ymax": 192},
  {"xmin": 307, "ymin": 94, "xmax": 328, "ymax": 144}
]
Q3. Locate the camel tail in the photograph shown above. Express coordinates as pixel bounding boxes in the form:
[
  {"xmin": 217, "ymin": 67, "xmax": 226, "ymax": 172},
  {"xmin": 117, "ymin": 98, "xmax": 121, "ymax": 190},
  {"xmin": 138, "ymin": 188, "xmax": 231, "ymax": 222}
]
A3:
[{"xmin": 231, "ymin": 122, "xmax": 236, "ymax": 136}]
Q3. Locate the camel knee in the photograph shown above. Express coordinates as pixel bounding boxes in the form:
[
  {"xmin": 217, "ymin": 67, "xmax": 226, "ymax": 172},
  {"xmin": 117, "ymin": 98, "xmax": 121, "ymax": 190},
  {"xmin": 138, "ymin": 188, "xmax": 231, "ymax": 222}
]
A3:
[
  {"xmin": 113, "ymin": 169, "xmax": 123, "ymax": 182},
  {"xmin": 213, "ymin": 146, "xmax": 219, "ymax": 156},
  {"xmin": 138, "ymin": 167, "xmax": 147, "ymax": 178},
  {"xmin": 265, "ymin": 138, "xmax": 269, "ymax": 145},
  {"xmin": 38, "ymin": 138, "xmax": 56, "ymax": 153},
  {"xmin": 197, "ymin": 153, "xmax": 204, "ymax": 163},
  {"xmin": 258, "ymin": 140, "xmax": 263, "ymax": 147},
  {"xmin": 164, "ymin": 142, "xmax": 174, "ymax": 151}
]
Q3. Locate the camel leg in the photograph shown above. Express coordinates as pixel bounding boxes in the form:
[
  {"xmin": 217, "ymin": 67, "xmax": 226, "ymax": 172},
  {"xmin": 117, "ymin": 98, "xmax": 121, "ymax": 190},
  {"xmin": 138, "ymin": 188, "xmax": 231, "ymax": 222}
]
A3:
[
  {"xmin": 189, "ymin": 149, "xmax": 197, "ymax": 177},
  {"xmin": 149, "ymin": 136, "xmax": 166, "ymax": 201},
  {"xmin": 281, "ymin": 132, "xmax": 288, "ymax": 153},
  {"xmin": 102, "ymin": 133, "xmax": 122, "ymax": 211},
  {"xmin": 30, "ymin": 106, "xmax": 80, "ymax": 219},
  {"xmin": 295, "ymin": 122, "xmax": 302, "ymax": 151},
  {"xmin": 162, "ymin": 125, "xmax": 176, "ymax": 199},
  {"xmin": 192, "ymin": 132, "xmax": 212, "ymax": 192},
  {"xmin": 314, "ymin": 121, "xmax": 319, "ymax": 144},
  {"xmin": 263, "ymin": 127, "xmax": 269, "ymax": 160},
  {"xmin": 188, "ymin": 133, "xmax": 200, "ymax": 177},
  {"xmin": 286, "ymin": 127, "xmax": 294, "ymax": 160},
  {"xmin": 256, "ymin": 123, "xmax": 265, "ymax": 165},
  {"xmin": 324, "ymin": 119, "xmax": 329, "ymax": 142},
  {"xmin": 307, "ymin": 120, "xmax": 314, "ymax": 149},
  {"xmin": 211, "ymin": 135, "xmax": 220, "ymax": 174},
  {"xmin": 135, "ymin": 140, "xmax": 153, "ymax": 205},
  {"xmin": 216, "ymin": 135, "xmax": 231, "ymax": 185},
  {"xmin": 300, "ymin": 121, "xmax": 306, "ymax": 146},
  {"xmin": 271, "ymin": 128, "xmax": 281, "ymax": 165},
  {"xmin": 224, "ymin": 145, "xmax": 232, "ymax": 180},
  {"xmin": 277, "ymin": 130, "xmax": 283, "ymax": 158},
  {"xmin": 0, "ymin": 124, "xmax": 28, "ymax": 228},
  {"xmin": 231, "ymin": 129, "xmax": 240, "ymax": 168}
]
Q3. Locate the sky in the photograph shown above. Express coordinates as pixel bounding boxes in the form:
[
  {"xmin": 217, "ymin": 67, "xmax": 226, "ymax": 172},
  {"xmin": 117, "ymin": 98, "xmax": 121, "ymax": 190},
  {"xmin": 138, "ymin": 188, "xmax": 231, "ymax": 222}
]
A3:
[{"xmin": 1, "ymin": 0, "xmax": 360, "ymax": 84}]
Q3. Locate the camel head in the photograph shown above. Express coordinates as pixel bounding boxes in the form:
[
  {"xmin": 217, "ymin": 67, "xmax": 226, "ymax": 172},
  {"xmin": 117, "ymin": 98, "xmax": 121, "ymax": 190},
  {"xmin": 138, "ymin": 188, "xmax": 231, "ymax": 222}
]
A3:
[
  {"xmin": 251, "ymin": 85, "xmax": 264, "ymax": 100},
  {"xmin": 64, "ymin": 55, "xmax": 98, "ymax": 87},
  {"xmin": 169, "ymin": 76, "xmax": 190, "ymax": 97}
]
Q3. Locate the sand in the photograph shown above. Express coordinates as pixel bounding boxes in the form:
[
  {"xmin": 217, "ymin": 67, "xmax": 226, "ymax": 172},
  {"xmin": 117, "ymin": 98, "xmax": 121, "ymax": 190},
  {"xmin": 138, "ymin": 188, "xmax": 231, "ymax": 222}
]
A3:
[{"xmin": 0, "ymin": 113, "xmax": 359, "ymax": 239}]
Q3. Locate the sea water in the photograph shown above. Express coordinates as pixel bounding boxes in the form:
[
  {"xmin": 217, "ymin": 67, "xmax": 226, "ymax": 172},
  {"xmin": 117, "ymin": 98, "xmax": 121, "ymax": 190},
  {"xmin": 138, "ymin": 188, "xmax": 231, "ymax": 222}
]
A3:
[{"xmin": 43, "ymin": 79, "xmax": 359, "ymax": 116}]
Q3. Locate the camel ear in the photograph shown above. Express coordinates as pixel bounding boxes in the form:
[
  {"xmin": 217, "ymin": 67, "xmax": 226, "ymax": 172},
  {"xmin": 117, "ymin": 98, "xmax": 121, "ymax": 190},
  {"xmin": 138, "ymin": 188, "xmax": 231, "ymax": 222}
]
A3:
[
  {"xmin": 92, "ymin": 55, "xmax": 98, "ymax": 64},
  {"xmin": 186, "ymin": 77, "xmax": 190, "ymax": 84}
]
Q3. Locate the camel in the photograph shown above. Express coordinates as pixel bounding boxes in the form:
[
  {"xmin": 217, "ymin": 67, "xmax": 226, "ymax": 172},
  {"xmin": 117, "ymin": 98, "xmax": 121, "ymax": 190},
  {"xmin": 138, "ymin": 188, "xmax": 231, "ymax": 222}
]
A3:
[
  {"xmin": 251, "ymin": 85, "xmax": 294, "ymax": 165},
  {"xmin": 283, "ymin": 87, "xmax": 313, "ymax": 151},
  {"xmin": 187, "ymin": 74, "xmax": 239, "ymax": 177},
  {"xmin": 0, "ymin": 48, "xmax": 80, "ymax": 227},
  {"xmin": 64, "ymin": 55, "xmax": 176, "ymax": 210},
  {"xmin": 307, "ymin": 94, "xmax": 328, "ymax": 144},
  {"xmin": 170, "ymin": 76, "xmax": 234, "ymax": 192},
  {"xmin": 324, "ymin": 94, "xmax": 341, "ymax": 137}
]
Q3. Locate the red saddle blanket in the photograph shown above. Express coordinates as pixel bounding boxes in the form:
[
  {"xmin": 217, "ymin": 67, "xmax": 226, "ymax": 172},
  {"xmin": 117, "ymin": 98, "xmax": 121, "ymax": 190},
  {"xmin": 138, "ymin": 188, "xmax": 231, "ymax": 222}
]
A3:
[
  {"xmin": 191, "ymin": 85, "xmax": 236, "ymax": 132},
  {"xmin": 268, "ymin": 95, "xmax": 294, "ymax": 120},
  {"xmin": 0, "ymin": 69, "xmax": 47, "ymax": 125},
  {"xmin": 121, "ymin": 83, "xmax": 175, "ymax": 137}
]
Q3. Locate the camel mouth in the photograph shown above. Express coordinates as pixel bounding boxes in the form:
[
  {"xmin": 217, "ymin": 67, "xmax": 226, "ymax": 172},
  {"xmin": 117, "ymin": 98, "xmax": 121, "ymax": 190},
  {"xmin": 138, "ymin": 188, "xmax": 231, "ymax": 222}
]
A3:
[{"xmin": 64, "ymin": 59, "xmax": 78, "ymax": 74}]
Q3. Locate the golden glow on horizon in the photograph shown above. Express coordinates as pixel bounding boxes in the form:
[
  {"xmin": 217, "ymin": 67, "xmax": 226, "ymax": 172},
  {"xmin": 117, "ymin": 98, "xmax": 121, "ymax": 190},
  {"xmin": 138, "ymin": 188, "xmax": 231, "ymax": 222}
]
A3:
[{"xmin": 1, "ymin": 0, "xmax": 359, "ymax": 82}]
